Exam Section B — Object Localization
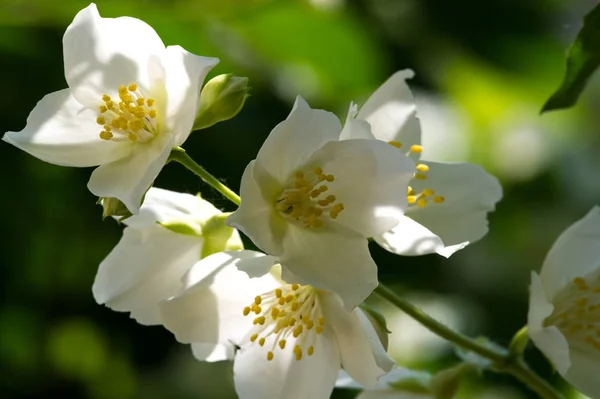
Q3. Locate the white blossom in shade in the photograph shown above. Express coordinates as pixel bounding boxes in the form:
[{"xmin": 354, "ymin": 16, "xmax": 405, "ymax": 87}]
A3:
[
  {"xmin": 336, "ymin": 367, "xmax": 437, "ymax": 399},
  {"xmin": 346, "ymin": 70, "xmax": 502, "ymax": 258},
  {"xmin": 2, "ymin": 3, "xmax": 218, "ymax": 213},
  {"xmin": 226, "ymin": 96, "xmax": 415, "ymax": 309},
  {"xmin": 160, "ymin": 250, "xmax": 396, "ymax": 399},
  {"xmin": 93, "ymin": 187, "xmax": 242, "ymax": 326},
  {"xmin": 528, "ymin": 206, "xmax": 600, "ymax": 398}
]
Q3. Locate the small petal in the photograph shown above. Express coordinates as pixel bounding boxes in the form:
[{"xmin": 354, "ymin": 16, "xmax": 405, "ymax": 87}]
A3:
[
  {"xmin": 191, "ymin": 343, "xmax": 235, "ymax": 362},
  {"xmin": 540, "ymin": 206, "xmax": 600, "ymax": 300},
  {"xmin": 340, "ymin": 104, "xmax": 376, "ymax": 140},
  {"xmin": 3, "ymin": 89, "xmax": 130, "ymax": 167},
  {"xmin": 374, "ymin": 215, "xmax": 448, "ymax": 257},
  {"xmin": 280, "ymin": 225, "xmax": 378, "ymax": 310},
  {"xmin": 63, "ymin": 4, "xmax": 165, "ymax": 107},
  {"xmin": 307, "ymin": 139, "xmax": 415, "ymax": 237},
  {"xmin": 254, "ymin": 96, "xmax": 342, "ymax": 184},
  {"xmin": 227, "ymin": 161, "xmax": 286, "ymax": 256},
  {"xmin": 357, "ymin": 70, "xmax": 421, "ymax": 151},
  {"xmin": 92, "ymin": 226, "xmax": 201, "ymax": 325},
  {"xmin": 527, "ymin": 272, "xmax": 570, "ymax": 374},
  {"xmin": 87, "ymin": 133, "xmax": 174, "ymax": 213},
  {"xmin": 233, "ymin": 331, "xmax": 340, "ymax": 399},
  {"xmin": 320, "ymin": 293, "xmax": 391, "ymax": 388},
  {"xmin": 404, "ymin": 161, "xmax": 502, "ymax": 257},
  {"xmin": 160, "ymin": 251, "xmax": 279, "ymax": 346},
  {"xmin": 160, "ymin": 45, "xmax": 218, "ymax": 146}
]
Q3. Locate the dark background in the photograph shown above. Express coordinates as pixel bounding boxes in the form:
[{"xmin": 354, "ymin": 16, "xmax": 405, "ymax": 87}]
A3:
[{"xmin": 1, "ymin": 0, "xmax": 599, "ymax": 398}]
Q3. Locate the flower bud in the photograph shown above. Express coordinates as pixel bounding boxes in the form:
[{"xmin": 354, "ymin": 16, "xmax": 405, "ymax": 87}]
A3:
[
  {"xmin": 100, "ymin": 197, "xmax": 132, "ymax": 222},
  {"xmin": 194, "ymin": 74, "xmax": 250, "ymax": 130}
]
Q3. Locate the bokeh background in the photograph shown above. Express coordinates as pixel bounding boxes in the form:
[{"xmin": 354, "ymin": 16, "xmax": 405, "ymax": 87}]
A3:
[{"xmin": 1, "ymin": 0, "xmax": 600, "ymax": 398}]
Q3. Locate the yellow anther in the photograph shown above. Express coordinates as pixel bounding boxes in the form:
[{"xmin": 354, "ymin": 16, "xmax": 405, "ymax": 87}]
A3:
[
  {"xmin": 574, "ymin": 277, "xmax": 586, "ymax": 286},
  {"xmin": 128, "ymin": 83, "xmax": 138, "ymax": 92},
  {"xmin": 414, "ymin": 173, "xmax": 427, "ymax": 180},
  {"xmin": 422, "ymin": 189, "xmax": 434, "ymax": 197},
  {"xmin": 147, "ymin": 98, "xmax": 155, "ymax": 107},
  {"xmin": 307, "ymin": 346, "xmax": 314, "ymax": 356},
  {"xmin": 417, "ymin": 198, "xmax": 428, "ymax": 208},
  {"xmin": 96, "ymin": 116, "xmax": 106, "ymax": 125},
  {"xmin": 407, "ymin": 186, "xmax": 414, "ymax": 195},
  {"xmin": 388, "ymin": 141, "xmax": 402, "ymax": 149},
  {"xmin": 325, "ymin": 174, "xmax": 335, "ymax": 182},
  {"xmin": 302, "ymin": 315, "xmax": 309, "ymax": 324},
  {"xmin": 149, "ymin": 109, "xmax": 157, "ymax": 118},
  {"xmin": 285, "ymin": 295, "xmax": 294, "ymax": 303},
  {"xmin": 433, "ymin": 196, "xmax": 445, "ymax": 203},
  {"xmin": 102, "ymin": 94, "xmax": 111, "ymax": 102},
  {"xmin": 118, "ymin": 85, "xmax": 128, "ymax": 94},
  {"xmin": 289, "ymin": 318, "xmax": 297, "ymax": 326},
  {"xmin": 128, "ymin": 133, "xmax": 138, "ymax": 142},
  {"xmin": 278, "ymin": 297, "xmax": 286, "ymax": 305},
  {"xmin": 416, "ymin": 164, "xmax": 429, "ymax": 172},
  {"xmin": 258, "ymin": 337, "xmax": 266, "ymax": 346},
  {"xmin": 105, "ymin": 100, "xmax": 114, "ymax": 109},
  {"xmin": 319, "ymin": 185, "xmax": 328, "ymax": 193},
  {"xmin": 279, "ymin": 340, "xmax": 286, "ymax": 349},
  {"xmin": 99, "ymin": 131, "xmax": 113, "ymax": 140},
  {"xmin": 291, "ymin": 284, "xmax": 299, "ymax": 291},
  {"xmin": 257, "ymin": 316, "xmax": 266, "ymax": 325},
  {"xmin": 315, "ymin": 326, "xmax": 323, "ymax": 334},
  {"xmin": 293, "ymin": 325, "xmax": 303, "ymax": 338},
  {"xmin": 310, "ymin": 190, "xmax": 320, "ymax": 198},
  {"xmin": 99, "ymin": 105, "xmax": 108, "ymax": 113},
  {"xmin": 317, "ymin": 199, "xmax": 329, "ymax": 206},
  {"xmin": 410, "ymin": 144, "xmax": 423, "ymax": 153},
  {"xmin": 306, "ymin": 320, "xmax": 314, "ymax": 329},
  {"xmin": 294, "ymin": 345, "xmax": 302, "ymax": 361},
  {"xmin": 407, "ymin": 196, "xmax": 417, "ymax": 204},
  {"xmin": 275, "ymin": 288, "xmax": 283, "ymax": 298},
  {"xmin": 318, "ymin": 318, "xmax": 325, "ymax": 326},
  {"xmin": 136, "ymin": 98, "xmax": 145, "ymax": 106},
  {"xmin": 313, "ymin": 167, "xmax": 323, "ymax": 175},
  {"xmin": 250, "ymin": 334, "xmax": 258, "ymax": 342},
  {"xmin": 267, "ymin": 351, "xmax": 274, "ymax": 361},
  {"xmin": 254, "ymin": 296, "xmax": 262, "ymax": 305},
  {"xmin": 271, "ymin": 308, "xmax": 280, "ymax": 319},
  {"xmin": 243, "ymin": 307, "xmax": 251, "ymax": 316},
  {"xmin": 325, "ymin": 195, "xmax": 336, "ymax": 203},
  {"xmin": 291, "ymin": 302, "xmax": 299, "ymax": 311},
  {"xmin": 575, "ymin": 298, "xmax": 589, "ymax": 307}
]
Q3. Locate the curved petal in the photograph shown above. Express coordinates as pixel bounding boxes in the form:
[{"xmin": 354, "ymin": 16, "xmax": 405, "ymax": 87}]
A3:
[
  {"xmin": 340, "ymin": 104, "xmax": 376, "ymax": 140},
  {"xmin": 92, "ymin": 226, "xmax": 201, "ymax": 325},
  {"xmin": 564, "ymin": 350, "xmax": 600, "ymax": 398},
  {"xmin": 160, "ymin": 251, "xmax": 279, "ymax": 346},
  {"xmin": 320, "ymin": 293, "xmax": 390, "ymax": 388},
  {"xmin": 405, "ymin": 161, "xmax": 502, "ymax": 257},
  {"xmin": 280, "ymin": 224, "xmax": 377, "ymax": 310},
  {"xmin": 87, "ymin": 133, "xmax": 174, "ymax": 213},
  {"xmin": 233, "ymin": 330, "xmax": 340, "ymax": 399},
  {"xmin": 191, "ymin": 343, "xmax": 235, "ymax": 362},
  {"xmin": 227, "ymin": 161, "xmax": 285, "ymax": 256},
  {"xmin": 374, "ymin": 215, "xmax": 447, "ymax": 257},
  {"xmin": 307, "ymin": 139, "xmax": 415, "ymax": 237},
  {"xmin": 255, "ymin": 96, "xmax": 342, "ymax": 184},
  {"xmin": 357, "ymin": 70, "xmax": 421, "ymax": 151},
  {"xmin": 527, "ymin": 272, "xmax": 571, "ymax": 374},
  {"xmin": 3, "ymin": 89, "xmax": 130, "ymax": 167},
  {"xmin": 356, "ymin": 309, "xmax": 396, "ymax": 372},
  {"xmin": 63, "ymin": 4, "xmax": 165, "ymax": 107},
  {"xmin": 540, "ymin": 206, "xmax": 600, "ymax": 300},
  {"xmin": 160, "ymin": 45, "xmax": 219, "ymax": 146}
]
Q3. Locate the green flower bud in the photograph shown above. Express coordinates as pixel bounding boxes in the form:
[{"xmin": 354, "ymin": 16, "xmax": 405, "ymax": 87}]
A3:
[
  {"xmin": 194, "ymin": 74, "xmax": 250, "ymax": 130},
  {"xmin": 99, "ymin": 197, "xmax": 132, "ymax": 222}
]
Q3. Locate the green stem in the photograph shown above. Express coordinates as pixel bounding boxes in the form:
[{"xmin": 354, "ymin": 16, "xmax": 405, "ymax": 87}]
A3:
[
  {"xmin": 168, "ymin": 148, "xmax": 241, "ymax": 206},
  {"xmin": 375, "ymin": 284, "xmax": 563, "ymax": 399}
]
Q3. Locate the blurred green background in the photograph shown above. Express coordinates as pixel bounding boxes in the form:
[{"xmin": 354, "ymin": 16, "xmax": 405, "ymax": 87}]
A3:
[{"xmin": 1, "ymin": 0, "xmax": 599, "ymax": 398}]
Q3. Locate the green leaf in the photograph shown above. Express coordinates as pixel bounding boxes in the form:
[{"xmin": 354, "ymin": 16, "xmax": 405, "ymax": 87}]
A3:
[{"xmin": 542, "ymin": 4, "xmax": 600, "ymax": 112}]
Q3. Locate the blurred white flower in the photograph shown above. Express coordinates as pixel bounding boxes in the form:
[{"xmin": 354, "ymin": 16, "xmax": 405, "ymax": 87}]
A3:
[
  {"xmin": 528, "ymin": 206, "xmax": 600, "ymax": 398},
  {"xmin": 227, "ymin": 96, "xmax": 415, "ymax": 309},
  {"xmin": 3, "ymin": 3, "xmax": 218, "ymax": 213},
  {"xmin": 348, "ymin": 70, "xmax": 502, "ymax": 258},
  {"xmin": 93, "ymin": 188, "xmax": 242, "ymax": 325},
  {"xmin": 160, "ymin": 250, "xmax": 395, "ymax": 399}
]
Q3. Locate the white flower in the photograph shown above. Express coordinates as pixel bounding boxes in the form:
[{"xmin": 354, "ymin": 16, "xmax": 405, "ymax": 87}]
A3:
[
  {"xmin": 226, "ymin": 96, "xmax": 415, "ymax": 309},
  {"xmin": 528, "ymin": 206, "xmax": 600, "ymax": 398},
  {"xmin": 347, "ymin": 70, "xmax": 502, "ymax": 258},
  {"xmin": 93, "ymin": 187, "xmax": 242, "ymax": 325},
  {"xmin": 160, "ymin": 250, "xmax": 395, "ymax": 399},
  {"xmin": 336, "ymin": 367, "xmax": 436, "ymax": 399},
  {"xmin": 2, "ymin": 4, "xmax": 218, "ymax": 213}
]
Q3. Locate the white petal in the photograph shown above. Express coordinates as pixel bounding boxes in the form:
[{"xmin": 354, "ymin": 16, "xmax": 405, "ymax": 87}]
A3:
[
  {"xmin": 307, "ymin": 139, "xmax": 415, "ymax": 237},
  {"xmin": 87, "ymin": 133, "xmax": 174, "ymax": 213},
  {"xmin": 540, "ymin": 206, "xmax": 600, "ymax": 300},
  {"xmin": 254, "ymin": 96, "xmax": 342, "ymax": 184},
  {"xmin": 191, "ymin": 343, "xmax": 234, "ymax": 362},
  {"xmin": 320, "ymin": 292, "xmax": 390, "ymax": 387},
  {"xmin": 160, "ymin": 251, "xmax": 279, "ymax": 346},
  {"xmin": 374, "ymin": 215, "xmax": 446, "ymax": 257},
  {"xmin": 527, "ymin": 272, "xmax": 570, "ymax": 374},
  {"xmin": 63, "ymin": 4, "xmax": 165, "ymax": 107},
  {"xmin": 233, "ymin": 331, "xmax": 340, "ymax": 399},
  {"xmin": 3, "ymin": 89, "xmax": 130, "ymax": 167},
  {"xmin": 160, "ymin": 45, "xmax": 218, "ymax": 146},
  {"xmin": 340, "ymin": 104, "xmax": 376, "ymax": 140},
  {"xmin": 564, "ymin": 350, "xmax": 600, "ymax": 398},
  {"xmin": 405, "ymin": 161, "xmax": 502, "ymax": 257},
  {"xmin": 92, "ymin": 226, "xmax": 201, "ymax": 325},
  {"xmin": 226, "ymin": 161, "xmax": 286, "ymax": 256},
  {"xmin": 280, "ymin": 224, "xmax": 378, "ymax": 310},
  {"xmin": 357, "ymin": 70, "xmax": 421, "ymax": 150},
  {"xmin": 356, "ymin": 309, "xmax": 396, "ymax": 373}
]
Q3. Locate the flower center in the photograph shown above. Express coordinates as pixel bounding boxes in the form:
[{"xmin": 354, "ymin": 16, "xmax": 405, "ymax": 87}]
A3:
[
  {"xmin": 545, "ymin": 272, "xmax": 600, "ymax": 352},
  {"xmin": 275, "ymin": 167, "xmax": 345, "ymax": 228},
  {"xmin": 242, "ymin": 284, "xmax": 326, "ymax": 361},
  {"xmin": 388, "ymin": 141, "xmax": 445, "ymax": 209},
  {"xmin": 96, "ymin": 83, "xmax": 159, "ymax": 143}
]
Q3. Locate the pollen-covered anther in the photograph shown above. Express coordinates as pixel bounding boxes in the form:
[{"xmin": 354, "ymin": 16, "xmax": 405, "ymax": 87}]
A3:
[
  {"xmin": 410, "ymin": 145, "xmax": 423, "ymax": 153},
  {"xmin": 388, "ymin": 141, "xmax": 402, "ymax": 149},
  {"xmin": 276, "ymin": 166, "xmax": 345, "ymax": 228},
  {"xmin": 242, "ymin": 284, "xmax": 326, "ymax": 361},
  {"xmin": 96, "ymin": 83, "xmax": 158, "ymax": 142}
]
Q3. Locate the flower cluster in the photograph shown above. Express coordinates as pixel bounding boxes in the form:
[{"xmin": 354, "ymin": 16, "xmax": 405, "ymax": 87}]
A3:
[{"xmin": 5, "ymin": 3, "xmax": 598, "ymax": 399}]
